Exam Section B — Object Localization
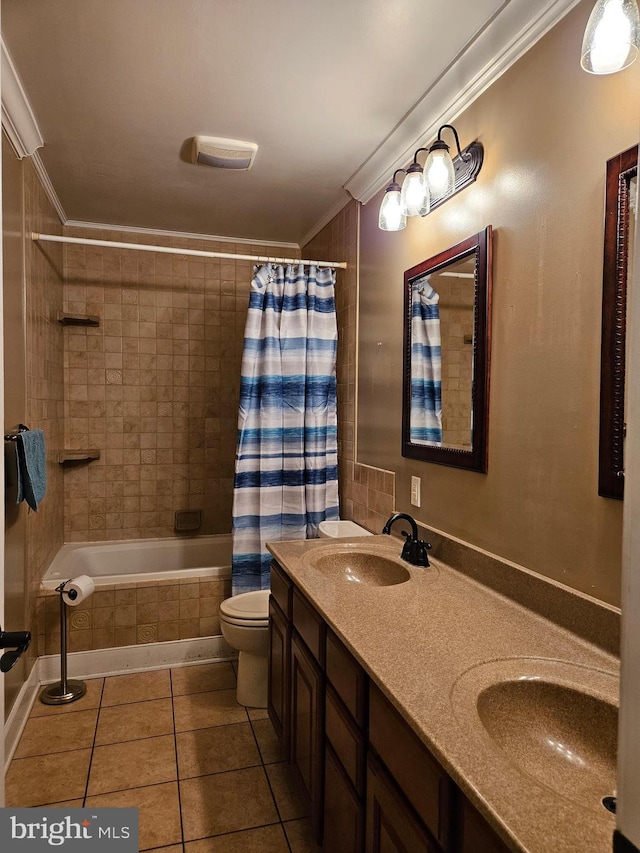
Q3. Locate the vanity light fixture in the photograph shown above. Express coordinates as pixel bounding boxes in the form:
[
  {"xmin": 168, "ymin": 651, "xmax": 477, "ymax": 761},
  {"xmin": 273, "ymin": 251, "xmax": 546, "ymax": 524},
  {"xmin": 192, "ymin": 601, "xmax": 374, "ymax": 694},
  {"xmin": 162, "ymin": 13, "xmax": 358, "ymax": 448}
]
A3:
[
  {"xmin": 378, "ymin": 169, "xmax": 407, "ymax": 231},
  {"xmin": 400, "ymin": 149, "xmax": 430, "ymax": 217},
  {"xmin": 378, "ymin": 124, "xmax": 483, "ymax": 231},
  {"xmin": 581, "ymin": 0, "xmax": 640, "ymax": 74}
]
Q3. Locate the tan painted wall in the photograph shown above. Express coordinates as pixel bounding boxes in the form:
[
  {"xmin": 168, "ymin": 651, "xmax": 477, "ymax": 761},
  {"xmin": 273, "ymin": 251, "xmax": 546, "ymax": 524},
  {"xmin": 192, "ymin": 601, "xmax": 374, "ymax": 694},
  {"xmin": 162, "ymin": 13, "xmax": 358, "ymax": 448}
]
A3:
[{"xmin": 357, "ymin": 0, "xmax": 640, "ymax": 607}]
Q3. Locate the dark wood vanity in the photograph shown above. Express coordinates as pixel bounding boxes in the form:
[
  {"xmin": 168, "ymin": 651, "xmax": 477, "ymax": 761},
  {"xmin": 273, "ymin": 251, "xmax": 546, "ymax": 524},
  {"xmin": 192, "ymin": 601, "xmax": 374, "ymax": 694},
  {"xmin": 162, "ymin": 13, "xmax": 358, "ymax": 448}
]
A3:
[{"xmin": 268, "ymin": 559, "xmax": 511, "ymax": 853}]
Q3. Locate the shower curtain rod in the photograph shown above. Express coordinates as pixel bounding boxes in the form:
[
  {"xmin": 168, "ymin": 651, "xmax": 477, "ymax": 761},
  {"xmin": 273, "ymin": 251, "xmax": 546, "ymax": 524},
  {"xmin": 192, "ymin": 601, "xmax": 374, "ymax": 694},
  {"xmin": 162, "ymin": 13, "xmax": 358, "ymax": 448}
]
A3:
[{"xmin": 31, "ymin": 233, "xmax": 347, "ymax": 269}]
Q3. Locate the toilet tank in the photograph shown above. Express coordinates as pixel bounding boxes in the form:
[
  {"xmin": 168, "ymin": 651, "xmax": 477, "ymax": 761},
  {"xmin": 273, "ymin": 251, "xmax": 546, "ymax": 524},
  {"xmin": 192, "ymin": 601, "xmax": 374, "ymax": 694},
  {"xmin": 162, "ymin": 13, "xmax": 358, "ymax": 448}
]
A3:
[{"xmin": 318, "ymin": 520, "xmax": 372, "ymax": 538}]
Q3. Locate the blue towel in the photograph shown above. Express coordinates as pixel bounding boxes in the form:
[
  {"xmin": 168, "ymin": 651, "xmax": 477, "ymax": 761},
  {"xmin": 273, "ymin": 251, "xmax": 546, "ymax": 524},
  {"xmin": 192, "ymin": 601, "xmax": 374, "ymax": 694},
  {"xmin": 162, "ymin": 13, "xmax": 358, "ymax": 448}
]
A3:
[{"xmin": 16, "ymin": 429, "xmax": 46, "ymax": 511}]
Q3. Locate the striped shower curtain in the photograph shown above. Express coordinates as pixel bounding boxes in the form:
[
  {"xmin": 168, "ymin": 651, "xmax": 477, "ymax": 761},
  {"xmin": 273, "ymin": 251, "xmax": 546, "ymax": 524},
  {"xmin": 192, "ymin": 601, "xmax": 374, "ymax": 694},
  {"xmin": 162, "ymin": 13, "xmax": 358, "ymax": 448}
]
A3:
[
  {"xmin": 410, "ymin": 278, "xmax": 443, "ymax": 444},
  {"xmin": 231, "ymin": 263, "xmax": 340, "ymax": 594}
]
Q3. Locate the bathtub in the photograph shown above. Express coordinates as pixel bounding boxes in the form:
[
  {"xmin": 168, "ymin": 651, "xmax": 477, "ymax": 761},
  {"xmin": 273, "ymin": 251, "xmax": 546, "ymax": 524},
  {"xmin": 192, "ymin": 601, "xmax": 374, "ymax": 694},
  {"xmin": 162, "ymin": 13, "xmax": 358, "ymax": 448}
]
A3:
[{"xmin": 42, "ymin": 534, "xmax": 232, "ymax": 590}]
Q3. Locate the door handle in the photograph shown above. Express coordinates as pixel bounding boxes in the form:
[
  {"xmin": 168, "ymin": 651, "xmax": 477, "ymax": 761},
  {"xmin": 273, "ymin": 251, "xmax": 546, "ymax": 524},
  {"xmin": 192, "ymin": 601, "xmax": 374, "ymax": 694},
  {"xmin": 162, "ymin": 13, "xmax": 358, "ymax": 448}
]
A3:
[{"xmin": 0, "ymin": 629, "xmax": 31, "ymax": 672}]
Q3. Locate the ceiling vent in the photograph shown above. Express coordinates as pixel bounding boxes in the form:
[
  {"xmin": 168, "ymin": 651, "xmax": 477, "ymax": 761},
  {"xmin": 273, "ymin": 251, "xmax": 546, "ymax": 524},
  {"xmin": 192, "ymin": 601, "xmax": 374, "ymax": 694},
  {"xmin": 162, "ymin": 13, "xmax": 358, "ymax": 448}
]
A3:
[{"xmin": 190, "ymin": 135, "xmax": 258, "ymax": 170}]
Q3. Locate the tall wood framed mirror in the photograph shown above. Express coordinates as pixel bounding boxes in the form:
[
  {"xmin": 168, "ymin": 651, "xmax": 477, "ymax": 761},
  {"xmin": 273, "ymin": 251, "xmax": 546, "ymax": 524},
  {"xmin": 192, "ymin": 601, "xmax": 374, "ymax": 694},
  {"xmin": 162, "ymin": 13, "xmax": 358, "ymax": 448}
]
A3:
[
  {"xmin": 599, "ymin": 145, "xmax": 638, "ymax": 500},
  {"xmin": 402, "ymin": 226, "xmax": 493, "ymax": 472}
]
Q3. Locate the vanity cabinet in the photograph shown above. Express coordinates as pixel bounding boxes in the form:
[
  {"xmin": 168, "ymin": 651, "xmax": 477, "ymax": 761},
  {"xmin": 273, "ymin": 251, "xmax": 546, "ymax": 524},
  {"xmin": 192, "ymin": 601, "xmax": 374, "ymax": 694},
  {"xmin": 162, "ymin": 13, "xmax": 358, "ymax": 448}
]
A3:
[{"xmin": 268, "ymin": 560, "xmax": 511, "ymax": 853}]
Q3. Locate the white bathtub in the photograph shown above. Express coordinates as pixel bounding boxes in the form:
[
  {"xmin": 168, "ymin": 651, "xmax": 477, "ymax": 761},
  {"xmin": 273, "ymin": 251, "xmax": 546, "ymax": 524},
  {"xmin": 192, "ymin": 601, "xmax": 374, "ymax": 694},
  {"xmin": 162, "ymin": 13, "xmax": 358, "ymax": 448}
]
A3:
[{"xmin": 42, "ymin": 535, "xmax": 232, "ymax": 590}]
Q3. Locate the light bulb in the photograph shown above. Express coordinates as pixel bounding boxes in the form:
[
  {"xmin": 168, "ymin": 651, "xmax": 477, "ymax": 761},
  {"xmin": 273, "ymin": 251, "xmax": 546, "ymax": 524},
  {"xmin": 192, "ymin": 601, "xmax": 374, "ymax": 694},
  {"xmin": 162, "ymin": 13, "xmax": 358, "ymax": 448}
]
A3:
[
  {"xmin": 581, "ymin": 0, "xmax": 640, "ymax": 74},
  {"xmin": 425, "ymin": 147, "xmax": 455, "ymax": 197},
  {"xmin": 378, "ymin": 184, "xmax": 406, "ymax": 231},
  {"xmin": 401, "ymin": 167, "xmax": 428, "ymax": 217}
]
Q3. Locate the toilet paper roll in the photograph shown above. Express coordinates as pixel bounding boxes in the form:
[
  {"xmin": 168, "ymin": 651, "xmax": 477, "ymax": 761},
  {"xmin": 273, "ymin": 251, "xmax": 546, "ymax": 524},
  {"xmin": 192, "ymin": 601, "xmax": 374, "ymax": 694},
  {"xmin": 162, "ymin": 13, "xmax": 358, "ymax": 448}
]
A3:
[{"xmin": 61, "ymin": 575, "xmax": 95, "ymax": 606}]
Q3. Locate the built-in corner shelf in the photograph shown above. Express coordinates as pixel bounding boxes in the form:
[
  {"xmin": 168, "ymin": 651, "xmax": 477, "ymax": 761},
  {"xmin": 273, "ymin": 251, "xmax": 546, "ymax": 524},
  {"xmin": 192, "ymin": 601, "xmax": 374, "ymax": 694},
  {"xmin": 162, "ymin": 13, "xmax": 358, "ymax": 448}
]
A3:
[
  {"xmin": 58, "ymin": 449, "xmax": 100, "ymax": 465},
  {"xmin": 57, "ymin": 312, "xmax": 100, "ymax": 327}
]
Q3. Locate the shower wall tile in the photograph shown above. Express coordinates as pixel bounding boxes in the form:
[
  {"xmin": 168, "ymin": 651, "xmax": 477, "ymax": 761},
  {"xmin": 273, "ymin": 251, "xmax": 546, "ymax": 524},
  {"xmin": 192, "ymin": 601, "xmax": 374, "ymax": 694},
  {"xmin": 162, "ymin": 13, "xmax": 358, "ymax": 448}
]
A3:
[
  {"xmin": 302, "ymin": 201, "xmax": 395, "ymax": 532},
  {"xmin": 62, "ymin": 227, "xmax": 299, "ymax": 541},
  {"xmin": 24, "ymin": 160, "xmax": 65, "ymax": 661}
]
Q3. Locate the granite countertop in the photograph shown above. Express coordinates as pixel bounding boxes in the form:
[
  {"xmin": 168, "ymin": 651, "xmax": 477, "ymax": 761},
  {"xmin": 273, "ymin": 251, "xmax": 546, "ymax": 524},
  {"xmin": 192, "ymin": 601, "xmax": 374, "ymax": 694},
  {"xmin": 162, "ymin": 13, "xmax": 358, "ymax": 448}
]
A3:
[{"xmin": 266, "ymin": 535, "xmax": 619, "ymax": 853}]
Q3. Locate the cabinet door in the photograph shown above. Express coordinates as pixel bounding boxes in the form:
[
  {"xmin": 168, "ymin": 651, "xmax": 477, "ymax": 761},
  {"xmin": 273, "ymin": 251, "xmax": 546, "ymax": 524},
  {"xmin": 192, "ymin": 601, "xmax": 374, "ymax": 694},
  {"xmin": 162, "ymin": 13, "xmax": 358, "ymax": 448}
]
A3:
[
  {"xmin": 366, "ymin": 755, "xmax": 440, "ymax": 853},
  {"xmin": 268, "ymin": 596, "xmax": 290, "ymax": 752},
  {"xmin": 456, "ymin": 794, "xmax": 511, "ymax": 853},
  {"xmin": 324, "ymin": 742, "xmax": 364, "ymax": 853},
  {"xmin": 291, "ymin": 630, "xmax": 324, "ymax": 840}
]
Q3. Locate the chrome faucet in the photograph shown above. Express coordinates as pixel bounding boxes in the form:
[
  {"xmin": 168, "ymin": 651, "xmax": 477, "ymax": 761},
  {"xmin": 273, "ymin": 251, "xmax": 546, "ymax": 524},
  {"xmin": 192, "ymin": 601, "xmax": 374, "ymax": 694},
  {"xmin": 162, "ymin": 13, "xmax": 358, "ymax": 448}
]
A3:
[{"xmin": 382, "ymin": 512, "xmax": 432, "ymax": 567}]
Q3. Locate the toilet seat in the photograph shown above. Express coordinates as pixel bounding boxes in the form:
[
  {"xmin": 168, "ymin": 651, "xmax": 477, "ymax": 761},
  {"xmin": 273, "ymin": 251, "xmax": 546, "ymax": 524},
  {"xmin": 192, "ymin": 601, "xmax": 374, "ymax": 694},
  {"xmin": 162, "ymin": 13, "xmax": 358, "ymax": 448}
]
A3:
[{"xmin": 219, "ymin": 589, "xmax": 269, "ymax": 627}]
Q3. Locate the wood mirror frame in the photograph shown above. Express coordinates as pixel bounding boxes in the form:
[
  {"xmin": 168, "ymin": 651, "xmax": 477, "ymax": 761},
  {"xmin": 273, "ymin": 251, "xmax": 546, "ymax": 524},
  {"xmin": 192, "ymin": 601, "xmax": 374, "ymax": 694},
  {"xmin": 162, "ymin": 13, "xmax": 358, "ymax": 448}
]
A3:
[
  {"xmin": 599, "ymin": 145, "xmax": 638, "ymax": 500},
  {"xmin": 402, "ymin": 226, "xmax": 493, "ymax": 472}
]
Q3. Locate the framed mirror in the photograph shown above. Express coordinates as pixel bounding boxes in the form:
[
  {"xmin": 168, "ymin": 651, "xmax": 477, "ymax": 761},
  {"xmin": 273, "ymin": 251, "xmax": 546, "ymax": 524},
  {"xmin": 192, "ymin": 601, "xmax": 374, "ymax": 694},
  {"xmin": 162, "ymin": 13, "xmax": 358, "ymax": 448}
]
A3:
[
  {"xmin": 599, "ymin": 145, "xmax": 638, "ymax": 500},
  {"xmin": 402, "ymin": 226, "xmax": 493, "ymax": 472}
]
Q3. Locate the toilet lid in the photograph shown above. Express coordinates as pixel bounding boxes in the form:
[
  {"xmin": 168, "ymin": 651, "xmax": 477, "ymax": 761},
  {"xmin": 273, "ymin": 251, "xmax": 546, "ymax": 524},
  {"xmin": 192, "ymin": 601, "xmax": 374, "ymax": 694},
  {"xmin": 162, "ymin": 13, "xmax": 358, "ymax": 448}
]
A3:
[{"xmin": 220, "ymin": 589, "xmax": 270, "ymax": 620}]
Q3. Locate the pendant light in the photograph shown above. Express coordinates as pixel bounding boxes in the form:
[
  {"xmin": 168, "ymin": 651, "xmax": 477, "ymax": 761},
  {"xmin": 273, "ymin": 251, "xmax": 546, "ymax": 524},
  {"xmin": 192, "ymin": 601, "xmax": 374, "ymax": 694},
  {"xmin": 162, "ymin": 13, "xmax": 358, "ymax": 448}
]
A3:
[
  {"xmin": 581, "ymin": 0, "xmax": 640, "ymax": 74},
  {"xmin": 378, "ymin": 170, "xmax": 407, "ymax": 231}
]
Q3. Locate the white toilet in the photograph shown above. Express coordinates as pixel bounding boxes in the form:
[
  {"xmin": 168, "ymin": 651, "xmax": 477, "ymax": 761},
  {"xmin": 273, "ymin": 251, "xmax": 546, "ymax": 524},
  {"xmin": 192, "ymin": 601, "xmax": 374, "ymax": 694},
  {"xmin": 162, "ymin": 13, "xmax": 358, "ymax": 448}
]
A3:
[
  {"xmin": 220, "ymin": 520, "xmax": 371, "ymax": 708},
  {"xmin": 219, "ymin": 589, "xmax": 270, "ymax": 708},
  {"xmin": 318, "ymin": 519, "xmax": 372, "ymax": 539}
]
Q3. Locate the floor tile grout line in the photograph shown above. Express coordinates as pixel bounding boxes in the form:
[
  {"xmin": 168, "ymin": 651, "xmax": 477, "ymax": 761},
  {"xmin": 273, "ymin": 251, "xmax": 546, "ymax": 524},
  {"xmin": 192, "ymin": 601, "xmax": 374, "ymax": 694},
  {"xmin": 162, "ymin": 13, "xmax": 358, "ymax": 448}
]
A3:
[
  {"xmin": 169, "ymin": 668, "xmax": 187, "ymax": 849},
  {"xmin": 247, "ymin": 714, "xmax": 295, "ymax": 852},
  {"xmin": 83, "ymin": 677, "xmax": 106, "ymax": 806}
]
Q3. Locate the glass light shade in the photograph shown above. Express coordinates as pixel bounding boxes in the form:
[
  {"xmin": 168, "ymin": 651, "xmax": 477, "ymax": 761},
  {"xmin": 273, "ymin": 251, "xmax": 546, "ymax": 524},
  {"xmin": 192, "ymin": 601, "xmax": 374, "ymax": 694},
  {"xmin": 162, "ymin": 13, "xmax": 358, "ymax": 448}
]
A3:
[
  {"xmin": 400, "ymin": 168, "xmax": 429, "ymax": 217},
  {"xmin": 378, "ymin": 185, "xmax": 406, "ymax": 231},
  {"xmin": 581, "ymin": 0, "xmax": 639, "ymax": 74},
  {"xmin": 424, "ymin": 147, "xmax": 456, "ymax": 197}
]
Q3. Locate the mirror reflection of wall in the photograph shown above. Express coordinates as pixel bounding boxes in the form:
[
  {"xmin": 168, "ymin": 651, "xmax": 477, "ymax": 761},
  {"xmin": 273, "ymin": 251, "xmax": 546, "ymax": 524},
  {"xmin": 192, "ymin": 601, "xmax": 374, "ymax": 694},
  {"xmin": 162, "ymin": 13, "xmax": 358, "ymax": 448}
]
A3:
[{"xmin": 431, "ymin": 257, "xmax": 475, "ymax": 449}]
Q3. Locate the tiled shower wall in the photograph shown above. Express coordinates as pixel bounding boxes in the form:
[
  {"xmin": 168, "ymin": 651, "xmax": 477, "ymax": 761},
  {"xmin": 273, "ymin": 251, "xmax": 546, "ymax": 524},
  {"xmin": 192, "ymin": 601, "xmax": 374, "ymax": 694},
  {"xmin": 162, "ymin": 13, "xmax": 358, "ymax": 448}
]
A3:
[
  {"xmin": 62, "ymin": 227, "xmax": 299, "ymax": 542},
  {"xmin": 303, "ymin": 201, "xmax": 395, "ymax": 532},
  {"xmin": 25, "ymin": 160, "xmax": 65, "ymax": 660}
]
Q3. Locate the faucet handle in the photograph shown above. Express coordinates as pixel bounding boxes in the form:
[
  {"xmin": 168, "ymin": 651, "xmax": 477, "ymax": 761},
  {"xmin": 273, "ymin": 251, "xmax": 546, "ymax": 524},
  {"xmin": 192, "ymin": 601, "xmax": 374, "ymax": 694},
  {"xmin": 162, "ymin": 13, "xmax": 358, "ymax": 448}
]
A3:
[{"xmin": 413, "ymin": 539, "xmax": 432, "ymax": 568}]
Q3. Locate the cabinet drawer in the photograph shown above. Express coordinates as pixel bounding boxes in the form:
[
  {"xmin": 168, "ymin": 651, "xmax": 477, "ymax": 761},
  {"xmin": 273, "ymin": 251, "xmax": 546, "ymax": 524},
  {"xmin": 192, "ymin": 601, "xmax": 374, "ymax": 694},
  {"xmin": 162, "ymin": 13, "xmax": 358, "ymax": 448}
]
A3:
[
  {"xmin": 326, "ymin": 685, "xmax": 365, "ymax": 794},
  {"xmin": 369, "ymin": 684, "xmax": 453, "ymax": 849},
  {"xmin": 326, "ymin": 629, "xmax": 367, "ymax": 725},
  {"xmin": 292, "ymin": 587, "xmax": 325, "ymax": 665},
  {"xmin": 270, "ymin": 560, "xmax": 292, "ymax": 618}
]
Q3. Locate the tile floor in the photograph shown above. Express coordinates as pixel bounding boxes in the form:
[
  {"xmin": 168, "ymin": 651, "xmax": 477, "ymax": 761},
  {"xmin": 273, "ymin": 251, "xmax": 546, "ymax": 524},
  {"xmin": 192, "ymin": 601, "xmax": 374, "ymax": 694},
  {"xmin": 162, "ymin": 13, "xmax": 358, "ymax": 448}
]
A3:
[{"xmin": 6, "ymin": 661, "xmax": 321, "ymax": 852}]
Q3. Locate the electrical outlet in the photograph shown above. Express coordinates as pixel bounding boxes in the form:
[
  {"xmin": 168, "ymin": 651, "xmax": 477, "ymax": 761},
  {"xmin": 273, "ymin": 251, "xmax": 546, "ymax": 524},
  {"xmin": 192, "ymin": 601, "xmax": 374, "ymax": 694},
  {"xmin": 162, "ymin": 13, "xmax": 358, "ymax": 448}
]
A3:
[{"xmin": 411, "ymin": 476, "xmax": 421, "ymax": 507}]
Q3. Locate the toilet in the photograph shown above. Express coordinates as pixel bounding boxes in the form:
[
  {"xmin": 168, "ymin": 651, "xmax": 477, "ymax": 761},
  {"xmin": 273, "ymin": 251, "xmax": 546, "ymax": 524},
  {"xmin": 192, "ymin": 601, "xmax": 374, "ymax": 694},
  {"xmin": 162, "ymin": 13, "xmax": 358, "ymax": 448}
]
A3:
[
  {"xmin": 219, "ymin": 589, "xmax": 270, "ymax": 708},
  {"xmin": 220, "ymin": 520, "xmax": 371, "ymax": 708},
  {"xmin": 318, "ymin": 519, "xmax": 372, "ymax": 539}
]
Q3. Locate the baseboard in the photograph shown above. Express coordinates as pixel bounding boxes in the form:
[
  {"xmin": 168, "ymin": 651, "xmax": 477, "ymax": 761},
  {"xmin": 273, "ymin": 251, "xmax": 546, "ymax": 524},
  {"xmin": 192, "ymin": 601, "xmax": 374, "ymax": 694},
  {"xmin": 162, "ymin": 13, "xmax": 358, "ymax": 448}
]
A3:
[
  {"xmin": 4, "ymin": 636, "xmax": 235, "ymax": 771},
  {"xmin": 38, "ymin": 635, "xmax": 235, "ymax": 683},
  {"xmin": 615, "ymin": 830, "xmax": 640, "ymax": 853},
  {"xmin": 4, "ymin": 661, "xmax": 41, "ymax": 771}
]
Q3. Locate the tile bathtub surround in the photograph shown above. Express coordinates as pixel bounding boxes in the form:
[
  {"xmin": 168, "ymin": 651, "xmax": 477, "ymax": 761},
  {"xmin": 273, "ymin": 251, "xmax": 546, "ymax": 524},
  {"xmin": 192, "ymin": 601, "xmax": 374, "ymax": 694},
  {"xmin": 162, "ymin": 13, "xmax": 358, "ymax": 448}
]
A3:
[
  {"xmin": 6, "ymin": 662, "xmax": 320, "ymax": 853},
  {"xmin": 37, "ymin": 575, "xmax": 231, "ymax": 654},
  {"xmin": 62, "ymin": 226, "xmax": 300, "ymax": 542}
]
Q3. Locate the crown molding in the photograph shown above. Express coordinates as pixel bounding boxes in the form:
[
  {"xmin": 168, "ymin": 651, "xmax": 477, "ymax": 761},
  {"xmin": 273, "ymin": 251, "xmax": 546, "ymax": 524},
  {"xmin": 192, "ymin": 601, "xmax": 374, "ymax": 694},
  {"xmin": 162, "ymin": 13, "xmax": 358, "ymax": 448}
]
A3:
[
  {"xmin": 1, "ymin": 39, "xmax": 44, "ymax": 159},
  {"xmin": 64, "ymin": 219, "xmax": 300, "ymax": 250},
  {"xmin": 344, "ymin": 0, "xmax": 583, "ymax": 204},
  {"xmin": 31, "ymin": 150, "xmax": 68, "ymax": 224},
  {"xmin": 299, "ymin": 193, "xmax": 353, "ymax": 249}
]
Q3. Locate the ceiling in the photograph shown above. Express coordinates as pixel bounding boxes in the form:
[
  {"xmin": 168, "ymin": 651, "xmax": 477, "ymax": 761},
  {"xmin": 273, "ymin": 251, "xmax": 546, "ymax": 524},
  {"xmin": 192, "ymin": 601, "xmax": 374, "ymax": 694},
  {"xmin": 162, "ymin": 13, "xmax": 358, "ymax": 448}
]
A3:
[{"xmin": 2, "ymin": 0, "xmax": 580, "ymax": 245}]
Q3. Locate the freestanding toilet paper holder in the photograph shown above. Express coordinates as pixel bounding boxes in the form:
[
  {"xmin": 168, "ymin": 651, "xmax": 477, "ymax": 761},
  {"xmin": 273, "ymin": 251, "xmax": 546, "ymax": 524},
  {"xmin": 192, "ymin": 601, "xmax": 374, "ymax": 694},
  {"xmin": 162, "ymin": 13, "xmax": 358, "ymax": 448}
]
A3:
[{"xmin": 39, "ymin": 579, "xmax": 87, "ymax": 705}]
